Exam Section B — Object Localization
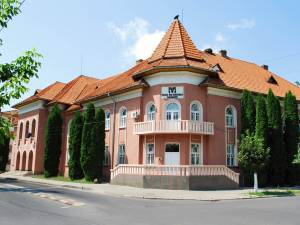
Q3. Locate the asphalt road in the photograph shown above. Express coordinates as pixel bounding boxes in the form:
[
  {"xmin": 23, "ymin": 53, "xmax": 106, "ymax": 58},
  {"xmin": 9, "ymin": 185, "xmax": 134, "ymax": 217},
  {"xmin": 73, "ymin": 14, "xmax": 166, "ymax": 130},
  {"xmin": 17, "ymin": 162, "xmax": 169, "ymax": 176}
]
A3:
[{"xmin": 0, "ymin": 178, "xmax": 299, "ymax": 225}]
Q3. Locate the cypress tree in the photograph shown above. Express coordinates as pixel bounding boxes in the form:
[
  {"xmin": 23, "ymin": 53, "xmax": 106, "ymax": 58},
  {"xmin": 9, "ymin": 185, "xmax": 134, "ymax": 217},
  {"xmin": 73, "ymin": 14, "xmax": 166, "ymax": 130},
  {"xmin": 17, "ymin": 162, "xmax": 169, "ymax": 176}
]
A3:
[
  {"xmin": 81, "ymin": 103, "xmax": 97, "ymax": 182},
  {"xmin": 44, "ymin": 105, "xmax": 63, "ymax": 178},
  {"xmin": 68, "ymin": 112, "xmax": 84, "ymax": 180},
  {"xmin": 94, "ymin": 108, "xmax": 105, "ymax": 182},
  {"xmin": 255, "ymin": 94, "xmax": 269, "ymax": 186},
  {"xmin": 241, "ymin": 90, "xmax": 256, "ymax": 135},
  {"xmin": 267, "ymin": 89, "xmax": 286, "ymax": 185},
  {"xmin": 283, "ymin": 91, "xmax": 299, "ymax": 185}
]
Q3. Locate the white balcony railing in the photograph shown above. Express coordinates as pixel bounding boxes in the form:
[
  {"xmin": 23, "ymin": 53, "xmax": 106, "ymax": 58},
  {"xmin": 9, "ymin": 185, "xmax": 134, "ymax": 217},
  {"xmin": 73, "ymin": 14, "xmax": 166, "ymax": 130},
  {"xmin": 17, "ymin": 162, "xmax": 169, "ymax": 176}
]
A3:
[
  {"xmin": 134, "ymin": 120, "xmax": 214, "ymax": 135},
  {"xmin": 110, "ymin": 165, "xmax": 239, "ymax": 184}
]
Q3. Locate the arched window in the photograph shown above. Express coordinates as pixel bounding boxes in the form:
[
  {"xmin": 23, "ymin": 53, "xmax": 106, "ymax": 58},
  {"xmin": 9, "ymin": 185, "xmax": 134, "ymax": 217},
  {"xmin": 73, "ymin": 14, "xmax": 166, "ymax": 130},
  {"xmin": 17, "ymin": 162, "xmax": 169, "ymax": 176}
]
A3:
[
  {"xmin": 147, "ymin": 103, "xmax": 156, "ymax": 121},
  {"xmin": 190, "ymin": 102, "xmax": 202, "ymax": 121},
  {"xmin": 31, "ymin": 119, "xmax": 36, "ymax": 137},
  {"xmin": 119, "ymin": 108, "xmax": 127, "ymax": 128},
  {"xmin": 105, "ymin": 111, "xmax": 110, "ymax": 130},
  {"xmin": 225, "ymin": 106, "xmax": 235, "ymax": 127},
  {"xmin": 25, "ymin": 121, "xmax": 30, "ymax": 138},
  {"xmin": 19, "ymin": 122, "xmax": 23, "ymax": 140},
  {"xmin": 166, "ymin": 102, "xmax": 180, "ymax": 120}
]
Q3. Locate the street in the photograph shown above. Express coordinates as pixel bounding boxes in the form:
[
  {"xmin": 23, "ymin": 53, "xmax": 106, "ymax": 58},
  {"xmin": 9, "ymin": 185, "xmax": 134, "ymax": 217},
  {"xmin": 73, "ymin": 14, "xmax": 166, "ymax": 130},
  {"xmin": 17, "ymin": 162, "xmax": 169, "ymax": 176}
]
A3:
[{"xmin": 0, "ymin": 178, "xmax": 299, "ymax": 225}]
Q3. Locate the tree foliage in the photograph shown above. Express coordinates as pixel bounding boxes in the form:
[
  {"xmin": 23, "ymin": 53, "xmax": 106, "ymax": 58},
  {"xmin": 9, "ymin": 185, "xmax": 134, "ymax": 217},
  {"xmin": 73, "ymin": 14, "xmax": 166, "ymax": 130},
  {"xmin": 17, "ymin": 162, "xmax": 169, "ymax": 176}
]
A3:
[
  {"xmin": 267, "ymin": 89, "xmax": 286, "ymax": 185},
  {"xmin": 283, "ymin": 91, "xmax": 300, "ymax": 185},
  {"xmin": 241, "ymin": 90, "xmax": 256, "ymax": 135},
  {"xmin": 0, "ymin": 0, "xmax": 42, "ymax": 144},
  {"xmin": 68, "ymin": 112, "xmax": 84, "ymax": 180},
  {"xmin": 94, "ymin": 108, "xmax": 105, "ymax": 182},
  {"xmin": 0, "ymin": 135, "xmax": 9, "ymax": 171},
  {"xmin": 81, "ymin": 103, "xmax": 98, "ymax": 182},
  {"xmin": 238, "ymin": 131, "xmax": 270, "ymax": 173},
  {"xmin": 44, "ymin": 105, "xmax": 63, "ymax": 178},
  {"xmin": 255, "ymin": 95, "xmax": 268, "ymax": 145}
]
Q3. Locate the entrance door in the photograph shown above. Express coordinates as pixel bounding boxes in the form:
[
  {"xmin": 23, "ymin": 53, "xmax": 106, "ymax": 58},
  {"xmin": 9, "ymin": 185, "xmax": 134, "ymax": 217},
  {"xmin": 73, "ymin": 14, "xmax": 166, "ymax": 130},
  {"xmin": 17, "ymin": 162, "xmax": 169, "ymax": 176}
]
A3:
[{"xmin": 165, "ymin": 144, "xmax": 180, "ymax": 165}]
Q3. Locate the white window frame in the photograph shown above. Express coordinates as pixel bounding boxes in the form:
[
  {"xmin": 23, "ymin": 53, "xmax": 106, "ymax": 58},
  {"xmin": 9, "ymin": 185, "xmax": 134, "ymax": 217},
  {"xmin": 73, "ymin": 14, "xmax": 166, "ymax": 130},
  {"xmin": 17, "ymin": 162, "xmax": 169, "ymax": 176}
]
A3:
[
  {"xmin": 190, "ymin": 100, "xmax": 203, "ymax": 122},
  {"xmin": 145, "ymin": 143, "xmax": 155, "ymax": 164},
  {"xmin": 165, "ymin": 100, "xmax": 181, "ymax": 121},
  {"xmin": 225, "ymin": 106, "xmax": 236, "ymax": 128},
  {"xmin": 104, "ymin": 145, "xmax": 109, "ymax": 166},
  {"xmin": 105, "ymin": 111, "xmax": 110, "ymax": 130},
  {"xmin": 190, "ymin": 143, "xmax": 202, "ymax": 165},
  {"xmin": 226, "ymin": 144, "xmax": 237, "ymax": 166},
  {"xmin": 119, "ymin": 107, "xmax": 127, "ymax": 128},
  {"xmin": 118, "ymin": 144, "xmax": 126, "ymax": 164},
  {"xmin": 146, "ymin": 102, "xmax": 156, "ymax": 121}
]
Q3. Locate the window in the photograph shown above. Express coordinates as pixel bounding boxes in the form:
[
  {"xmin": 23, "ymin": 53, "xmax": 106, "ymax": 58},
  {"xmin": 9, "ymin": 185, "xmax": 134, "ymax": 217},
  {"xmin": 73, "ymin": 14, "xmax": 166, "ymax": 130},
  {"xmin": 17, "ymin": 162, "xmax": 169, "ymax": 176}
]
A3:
[
  {"xmin": 119, "ymin": 108, "xmax": 127, "ymax": 128},
  {"xmin": 31, "ymin": 119, "xmax": 36, "ymax": 137},
  {"xmin": 226, "ymin": 107, "xmax": 234, "ymax": 127},
  {"xmin": 191, "ymin": 103, "xmax": 200, "ymax": 121},
  {"xmin": 25, "ymin": 121, "xmax": 30, "ymax": 138},
  {"xmin": 226, "ymin": 144, "xmax": 236, "ymax": 166},
  {"xmin": 166, "ymin": 102, "xmax": 180, "ymax": 120},
  {"xmin": 104, "ymin": 145, "xmax": 109, "ymax": 165},
  {"xmin": 146, "ymin": 143, "xmax": 154, "ymax": 164},
  {"xmin": 190, "ymin": 143, "xmax": 201, "ymax": 165},
  {"xmin": 118, "ymin": 144, "xmax": 126, "ymax": 164},
  {"xmin": 147, "ymin": 103, "xmax": 156, "ymax": 121},
  {"xmin": 105, "ymin": 111, "xmax": 110, "ymax": 130},
  {"xmin": 19, "ymin": 122, "xmax": 23, "ymax": 140}
]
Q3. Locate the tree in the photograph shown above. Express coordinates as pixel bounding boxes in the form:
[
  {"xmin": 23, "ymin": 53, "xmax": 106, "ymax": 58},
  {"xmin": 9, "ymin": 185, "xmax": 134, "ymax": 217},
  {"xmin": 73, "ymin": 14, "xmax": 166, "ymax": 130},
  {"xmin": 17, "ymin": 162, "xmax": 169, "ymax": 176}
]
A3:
[
  {"xmin": 0, "ymin": 0, "xmax": 42, "ymax": 144},
  {"xmin": 81, "ymin": 103, "xmax": 97, "ymax": 182},
  {"xmin": 255, "ymin": 94, "xmax": 269, "ymax": 186},
  {"xmin": 267, "ymin": 89, "xmax": 286, "ymax": 185},
  {"xmin": 295, "ymin": 81, "xmax": 300, "ymax": 87},
  {"xmin": 241, "ymin": 90, "xmax": 256, "ymax": 135},
  {"xmin": 68, "ymin": 112, "xmax": 84, "ymax": 180},
  {"xmin": 94, "ymin": 108, "xmax": 105, "ymax": 182},
  {"xmin": 0, "ymin": 136, "xmax": 9, "ymax": 171},
  {"xmin": 293, "ymin": 147, "xmax": 300, "ymax": 165},
  {"xmin": 238, "ymin": 131, "xmax": 270, "ymax": 191},
  {"xmin": 283, "ymin": 91, "xmax": 300, "ymax": 185},
  {"xmin": 44, "ymin": 105, "xmax": 63, "ymax": 177}
]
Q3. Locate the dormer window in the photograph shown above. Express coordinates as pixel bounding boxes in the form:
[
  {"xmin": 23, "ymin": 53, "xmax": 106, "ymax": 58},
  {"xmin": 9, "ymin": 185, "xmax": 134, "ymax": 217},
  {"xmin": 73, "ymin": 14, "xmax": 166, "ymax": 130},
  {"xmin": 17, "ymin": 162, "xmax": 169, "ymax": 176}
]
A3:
[
  {"xmin": 211, "ymin": 64, "xmax": 223, "ymax": 73},
  {"xmin": 267, "ymin": 76, "xmax": 278, "ymax": 85}
]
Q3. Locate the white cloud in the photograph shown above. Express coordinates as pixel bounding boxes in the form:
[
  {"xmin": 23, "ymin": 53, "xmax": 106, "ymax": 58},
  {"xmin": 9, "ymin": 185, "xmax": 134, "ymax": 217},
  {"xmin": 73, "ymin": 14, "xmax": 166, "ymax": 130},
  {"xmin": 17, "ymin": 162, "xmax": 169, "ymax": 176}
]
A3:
[
  {"xmin": 215, "ymin": 33, "xmax": 225, "ymax": 43},
  {"xmin": 227, "ymin": 19, "xmax": 255, "ymax": 31},
  {"xmin": 107, "ymin": 18, "xmax": 165, "ymax": 60}
]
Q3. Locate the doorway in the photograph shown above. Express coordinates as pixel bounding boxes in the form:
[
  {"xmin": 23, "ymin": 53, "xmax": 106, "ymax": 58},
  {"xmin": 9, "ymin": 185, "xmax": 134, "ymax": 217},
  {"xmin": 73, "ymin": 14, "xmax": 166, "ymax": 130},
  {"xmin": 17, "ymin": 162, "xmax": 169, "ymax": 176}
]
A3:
[{"xmin": 165, "ymin": 143, "xmax": 180, "ymax": 165}]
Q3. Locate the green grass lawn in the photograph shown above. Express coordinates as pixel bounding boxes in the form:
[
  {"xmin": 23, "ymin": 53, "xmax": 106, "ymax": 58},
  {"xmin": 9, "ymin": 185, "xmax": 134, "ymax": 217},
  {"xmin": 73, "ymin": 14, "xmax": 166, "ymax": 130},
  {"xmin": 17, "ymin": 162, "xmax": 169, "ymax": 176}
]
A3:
[
  {"xmin": 249, "ymin": 189, "xmax": 300, "ymax": 197},
  {"xmin": 31, "ymin": 175, "xmax": 93, "ymax": 184}
]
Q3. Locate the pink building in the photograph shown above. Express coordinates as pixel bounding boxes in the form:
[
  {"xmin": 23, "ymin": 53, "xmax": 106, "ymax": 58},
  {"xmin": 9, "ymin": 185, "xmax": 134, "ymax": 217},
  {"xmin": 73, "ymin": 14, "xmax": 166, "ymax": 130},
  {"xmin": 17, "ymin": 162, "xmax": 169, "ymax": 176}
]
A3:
[{"xmin": 10, "ymin": 18, "xmax": 300, "ymax": 189}]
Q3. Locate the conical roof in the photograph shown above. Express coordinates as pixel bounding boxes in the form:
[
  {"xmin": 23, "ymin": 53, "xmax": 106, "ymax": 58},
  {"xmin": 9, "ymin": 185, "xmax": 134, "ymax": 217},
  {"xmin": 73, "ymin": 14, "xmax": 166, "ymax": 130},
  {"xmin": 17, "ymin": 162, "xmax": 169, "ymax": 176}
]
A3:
[{"xmin": 148, "ymin": 18, "xmax": 203, "ymax": 62}]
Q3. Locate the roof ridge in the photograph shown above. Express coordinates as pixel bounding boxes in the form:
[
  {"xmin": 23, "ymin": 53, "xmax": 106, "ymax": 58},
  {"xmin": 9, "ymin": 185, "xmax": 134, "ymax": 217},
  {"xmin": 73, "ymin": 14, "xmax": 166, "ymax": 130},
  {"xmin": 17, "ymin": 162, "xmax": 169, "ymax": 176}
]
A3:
[
  {"xmin": 162, "ymin": 20, "xmax": 176, "ymax": 59},
  {"xmin": 178, "ymin": 20, "xmax": 186, "ymax": 57}
]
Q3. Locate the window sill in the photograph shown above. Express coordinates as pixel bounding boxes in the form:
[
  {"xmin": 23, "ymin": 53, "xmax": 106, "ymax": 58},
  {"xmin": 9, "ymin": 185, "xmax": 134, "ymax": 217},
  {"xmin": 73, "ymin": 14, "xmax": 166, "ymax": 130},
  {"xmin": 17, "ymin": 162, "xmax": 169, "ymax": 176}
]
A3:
[{"xmin": 119, "ymin": 126, "xmax": 126, "ymax": 129}]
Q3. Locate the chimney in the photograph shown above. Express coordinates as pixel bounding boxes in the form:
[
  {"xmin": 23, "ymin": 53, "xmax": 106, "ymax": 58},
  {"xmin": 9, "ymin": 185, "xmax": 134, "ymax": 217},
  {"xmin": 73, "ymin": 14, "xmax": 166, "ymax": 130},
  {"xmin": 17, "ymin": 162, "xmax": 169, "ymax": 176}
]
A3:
[
  {"xmin": 261, "ymin": 64, "xmax": 269, "ymax": 70},
  {"xmin": 219, "ymin": 50, "xmax": 227, "ymax": 57},
  {"xmin": 136, "ymin": 59, "xmax": 143, "ymax": 65},
  {"xmin": 204, "ymin": 48, "xmax": 213, "ymax": 54}
]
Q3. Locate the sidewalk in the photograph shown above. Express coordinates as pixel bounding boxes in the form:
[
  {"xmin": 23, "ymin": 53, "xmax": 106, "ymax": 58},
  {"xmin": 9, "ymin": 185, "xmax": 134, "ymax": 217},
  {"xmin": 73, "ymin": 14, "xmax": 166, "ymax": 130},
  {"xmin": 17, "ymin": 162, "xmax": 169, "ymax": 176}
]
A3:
[{"xmin": 0, "ymin": 172, "xmax": 253, "ymax": 201}]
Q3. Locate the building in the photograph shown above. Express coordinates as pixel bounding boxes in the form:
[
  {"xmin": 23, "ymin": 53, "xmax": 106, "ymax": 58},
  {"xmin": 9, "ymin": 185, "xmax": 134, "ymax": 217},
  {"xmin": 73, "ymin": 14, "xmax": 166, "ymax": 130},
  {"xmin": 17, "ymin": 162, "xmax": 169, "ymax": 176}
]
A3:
[{"xmin": 10, "ymin": 18, "xmax": 300, "ymax": 189}]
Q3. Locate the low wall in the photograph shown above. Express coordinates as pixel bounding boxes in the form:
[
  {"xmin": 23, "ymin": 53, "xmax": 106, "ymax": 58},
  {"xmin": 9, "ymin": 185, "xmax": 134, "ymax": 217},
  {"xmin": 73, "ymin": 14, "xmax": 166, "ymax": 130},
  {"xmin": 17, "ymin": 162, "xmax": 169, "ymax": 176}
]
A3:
[{"xmin": 111, "ymin": 174, "xmax": 239, "ymax": 190}]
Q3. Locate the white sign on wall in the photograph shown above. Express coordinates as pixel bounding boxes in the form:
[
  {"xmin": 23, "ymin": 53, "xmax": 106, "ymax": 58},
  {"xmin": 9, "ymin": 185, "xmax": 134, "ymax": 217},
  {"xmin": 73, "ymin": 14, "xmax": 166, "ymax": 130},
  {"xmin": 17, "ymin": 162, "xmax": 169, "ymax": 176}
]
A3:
[{"xmin": 161, "ymin": 86, "xmax": 184, "ymax": 99}]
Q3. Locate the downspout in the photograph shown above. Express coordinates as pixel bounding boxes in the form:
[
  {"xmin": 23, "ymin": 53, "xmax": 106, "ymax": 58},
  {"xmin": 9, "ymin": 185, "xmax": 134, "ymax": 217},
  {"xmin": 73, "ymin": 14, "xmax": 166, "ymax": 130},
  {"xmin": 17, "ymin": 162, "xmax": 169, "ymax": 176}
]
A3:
[{"xmin": 108, "ymin": 92, "xmax": 116, "ymax": 170}]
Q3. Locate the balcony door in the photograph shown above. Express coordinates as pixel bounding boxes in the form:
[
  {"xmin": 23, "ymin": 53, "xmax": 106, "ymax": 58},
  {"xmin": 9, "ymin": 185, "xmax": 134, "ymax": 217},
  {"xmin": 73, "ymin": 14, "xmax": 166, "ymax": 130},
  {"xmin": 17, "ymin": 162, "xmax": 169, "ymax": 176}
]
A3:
[
  {"xmin": 165, "ymin": 143, "xmax": 180, "ymax": 165},
  {"xmin": 166, "ymin": 103, "xmax": 180, "ymax": 120}
]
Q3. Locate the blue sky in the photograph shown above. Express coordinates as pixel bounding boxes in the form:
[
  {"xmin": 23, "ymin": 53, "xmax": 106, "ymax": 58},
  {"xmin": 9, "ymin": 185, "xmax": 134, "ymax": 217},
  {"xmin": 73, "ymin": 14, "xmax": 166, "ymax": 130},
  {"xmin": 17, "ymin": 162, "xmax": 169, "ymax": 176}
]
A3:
[{"xmin": 2, "ymin": 0, "xmax": 300, "ymax": 110}]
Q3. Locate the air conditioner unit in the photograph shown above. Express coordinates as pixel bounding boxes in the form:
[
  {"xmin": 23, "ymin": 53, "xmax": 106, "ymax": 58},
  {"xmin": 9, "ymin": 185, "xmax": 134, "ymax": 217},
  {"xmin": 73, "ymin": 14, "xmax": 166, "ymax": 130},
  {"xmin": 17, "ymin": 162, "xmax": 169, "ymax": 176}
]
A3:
[{"xmin": 131, "ymin": 111, "xmax": 140, "ymax": 119}]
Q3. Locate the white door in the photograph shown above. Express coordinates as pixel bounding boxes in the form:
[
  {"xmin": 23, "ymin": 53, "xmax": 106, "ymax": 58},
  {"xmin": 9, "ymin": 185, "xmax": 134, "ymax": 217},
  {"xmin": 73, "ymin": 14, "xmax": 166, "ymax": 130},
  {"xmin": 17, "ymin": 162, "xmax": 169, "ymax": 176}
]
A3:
[{"xmin": 165, "ymin": 144, "xmax": 180, "ymax": 165}]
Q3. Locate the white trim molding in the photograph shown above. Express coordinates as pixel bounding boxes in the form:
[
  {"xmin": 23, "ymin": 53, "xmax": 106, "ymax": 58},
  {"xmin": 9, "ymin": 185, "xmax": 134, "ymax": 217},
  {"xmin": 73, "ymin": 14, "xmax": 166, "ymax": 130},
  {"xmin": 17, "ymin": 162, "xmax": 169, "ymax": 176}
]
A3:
[
  {"xmin": 145, "ymin": 71, "xmax": 207, "ymax": 86},
  {"xmin": 207, "ymin": 87, "xmax": 242, "ymax": 99},
  {"xmin": 18, "ymin": 100, "xmax": 45, "ymax": 115},
  {"xmin": 91, "ymin": 89, "xmax": 142, "ymax": 108}
]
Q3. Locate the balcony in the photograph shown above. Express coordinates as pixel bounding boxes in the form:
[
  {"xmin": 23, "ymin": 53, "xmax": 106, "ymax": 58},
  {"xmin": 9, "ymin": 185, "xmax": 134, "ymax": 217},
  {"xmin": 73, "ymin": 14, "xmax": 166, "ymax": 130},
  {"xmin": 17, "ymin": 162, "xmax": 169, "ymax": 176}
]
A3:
[{"xmin": 133, "ymin": 120, "xmax": 214, "ymax": 135}]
